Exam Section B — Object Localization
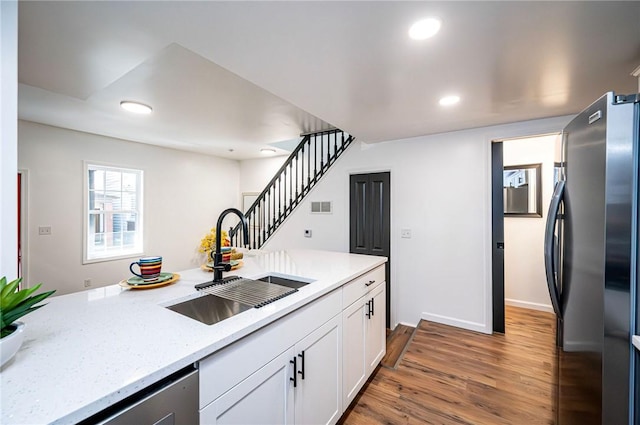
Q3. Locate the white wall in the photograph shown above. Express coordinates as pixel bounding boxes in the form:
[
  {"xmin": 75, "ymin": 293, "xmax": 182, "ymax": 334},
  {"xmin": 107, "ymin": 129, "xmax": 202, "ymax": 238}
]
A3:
[
  {"xmin": 239, "ymin": 155, "xmax": 287, "ymax": 195},
  {"xmin": 265, "ymin": 115, "xmax": 573, "ymax": 332},
  {"xmin": 18, "ymin": 121, "xmax": 240, "ymax": 295},
  {"xmin": 0, "ymin": 1, "xmax": 18, "ymax": 281},
  {"xmin": 503, "ymin": 134, "xmax": 559, "ymax": 313}
]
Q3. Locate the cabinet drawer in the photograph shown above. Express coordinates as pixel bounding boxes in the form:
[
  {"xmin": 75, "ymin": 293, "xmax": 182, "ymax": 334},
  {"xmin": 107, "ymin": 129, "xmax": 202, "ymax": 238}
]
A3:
[{"xmin": 342, "ymin": 265, "xmax": 385, "ymax": 308}]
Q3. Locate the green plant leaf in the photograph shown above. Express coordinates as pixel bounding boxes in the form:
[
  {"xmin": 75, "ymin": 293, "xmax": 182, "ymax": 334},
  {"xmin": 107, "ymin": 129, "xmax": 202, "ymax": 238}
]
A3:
[
  {"xmin": 1, "ymin": 283, "xmax": 42, "ymax": 311},
  {"xmin": 0, "ymin": 277, "xmax": 55, "ymax": 336},
  {"xmin": 0, "ymin": 278, "xmax": 22, "ymax": 301},
  {"xmin": 2, "ymin": 304, "xmax": 46, "ymax": 327},
  {"xmin": 2, "ymin": 292, "xmax": 53, "ymax": 323},
  {"xmin": 12, "ymin": 290, "xmax": 55, "ymax": 312}
]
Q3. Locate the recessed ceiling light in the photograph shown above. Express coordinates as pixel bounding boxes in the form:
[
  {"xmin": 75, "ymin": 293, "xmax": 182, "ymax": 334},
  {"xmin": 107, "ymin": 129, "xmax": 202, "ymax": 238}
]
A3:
[
  {"xmin": 439, "ymin": 95, "xmax": 460, "ymax": 106},
  {"xmin": 120, "ymin": 101, "xmax": 153, "ymax": 114},
  {"xmin": 408, "ymin": 17, "xmax": 442, "ymax": 40},
  {"xmin": 260, "ymin": 148, "xmax": 276, "ymax": 154}
]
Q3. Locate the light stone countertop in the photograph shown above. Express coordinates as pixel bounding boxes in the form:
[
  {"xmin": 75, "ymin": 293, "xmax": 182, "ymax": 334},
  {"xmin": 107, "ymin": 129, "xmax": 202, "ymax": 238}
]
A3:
[{"xmin": 1, "ymin": 249, "xmax": 386, "ymax": 425}]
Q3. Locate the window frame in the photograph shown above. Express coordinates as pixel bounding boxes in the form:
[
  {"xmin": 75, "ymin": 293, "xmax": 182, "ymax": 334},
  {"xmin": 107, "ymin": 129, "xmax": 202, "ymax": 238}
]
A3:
[{"xmin": 83, "ymin": 161, "xmax": 144, "ymax": 264}]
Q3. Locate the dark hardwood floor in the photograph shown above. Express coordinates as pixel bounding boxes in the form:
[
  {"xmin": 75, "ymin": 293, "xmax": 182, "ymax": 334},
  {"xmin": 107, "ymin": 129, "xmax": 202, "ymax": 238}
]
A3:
[{"xmin": 339, "ymin": 305, "xmax": 557, "ymax": 425}]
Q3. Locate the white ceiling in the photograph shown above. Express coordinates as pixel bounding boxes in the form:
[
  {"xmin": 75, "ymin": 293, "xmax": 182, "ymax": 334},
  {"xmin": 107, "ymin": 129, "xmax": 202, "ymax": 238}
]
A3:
[{"xmin": 18, "ymin": 1, "xmax": 640, "ymax": 160}]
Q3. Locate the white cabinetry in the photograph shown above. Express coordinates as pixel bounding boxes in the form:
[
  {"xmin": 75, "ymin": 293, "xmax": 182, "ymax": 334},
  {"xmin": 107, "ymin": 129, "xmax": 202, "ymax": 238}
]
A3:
[
  {"xmin": 294, "ymin": 315, "xmax": 342, "ymax": 425},
  {"xmin": 342, "ymin": 295, "xmax": 367, "ymax": 406},
  {"xmin": 199, "ymin": 263, "xmax": 386, "ymax": 425},
  {"xmin": 200, "ymin": 290, "xmax": 342, "ymax": 425},
  {"xmin": 341, "ymin": 265, "xmax": 386, "ymax": 408},
  {"xmin": 201, "ymin": 347, "xmax": 295, "ymax": 424},
  {"xmin": 365, "ymin": 283, "xmax": 386, "ymax": 372}
]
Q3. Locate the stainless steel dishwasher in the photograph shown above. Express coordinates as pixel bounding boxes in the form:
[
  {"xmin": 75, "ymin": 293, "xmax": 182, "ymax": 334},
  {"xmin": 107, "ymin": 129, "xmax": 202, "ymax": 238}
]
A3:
[{"xmin": 80, "ymin": 366, "xmax": 198, "ymax": 425}]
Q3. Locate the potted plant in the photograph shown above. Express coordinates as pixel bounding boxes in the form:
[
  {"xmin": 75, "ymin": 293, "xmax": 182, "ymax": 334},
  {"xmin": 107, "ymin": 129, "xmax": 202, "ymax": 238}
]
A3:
[{"xmin": 0, "ymin": 276, "xmax": 55, "ymax": 366}]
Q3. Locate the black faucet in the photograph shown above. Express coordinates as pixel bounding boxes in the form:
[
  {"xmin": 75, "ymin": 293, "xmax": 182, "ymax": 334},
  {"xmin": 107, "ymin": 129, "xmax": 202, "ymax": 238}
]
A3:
[{"xmin": 212, "ymin": 208, "xmax": 249, "ymax": 283}]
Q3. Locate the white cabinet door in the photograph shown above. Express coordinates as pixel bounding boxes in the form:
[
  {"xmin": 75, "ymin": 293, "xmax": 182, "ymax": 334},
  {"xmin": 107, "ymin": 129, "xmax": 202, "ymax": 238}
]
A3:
[
  {"xmin": 365, "ymin": 284, "xmax": 386, "ymax": 373},
  {"xmin": 294, "ymin": 314, "xmax": 342, "ymax": 425},
  {"xmin": 200, "ymin": 347, "xmax": 295, "ymax": 425},
  {"xmin": 342, "ymin": 298, "xmax": 367, "ymax": 408}
]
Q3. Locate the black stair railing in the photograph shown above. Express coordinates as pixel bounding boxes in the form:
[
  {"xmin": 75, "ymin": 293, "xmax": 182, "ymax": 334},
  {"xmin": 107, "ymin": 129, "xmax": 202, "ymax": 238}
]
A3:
[{"xmin": 230, "ymin": 129, "xmax": 354, "ymax": 249}]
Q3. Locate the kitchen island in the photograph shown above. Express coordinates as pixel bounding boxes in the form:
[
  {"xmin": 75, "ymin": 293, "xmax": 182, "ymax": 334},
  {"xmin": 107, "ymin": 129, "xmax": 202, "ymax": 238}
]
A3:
[{"xmin": 1, "ymin": 249, "xmax": 386, "ymax": 425}]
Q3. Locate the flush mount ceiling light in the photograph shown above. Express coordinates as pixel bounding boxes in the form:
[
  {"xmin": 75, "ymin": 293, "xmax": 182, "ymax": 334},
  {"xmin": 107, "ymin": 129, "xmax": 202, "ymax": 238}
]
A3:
[
  {"xmin": 439, "ymin": 95, "xmax": 461, "ymax": 106},
  {"xmin": 120, "ymin": 101, "xmax": 153, "ymax": 114},
  {"xmin": 408, "ymin": 17, "xmax": 442, "ymax": 40},
  {"xmin": 260, "ymin": 148, "xmax": 276, "ymax": 154}
]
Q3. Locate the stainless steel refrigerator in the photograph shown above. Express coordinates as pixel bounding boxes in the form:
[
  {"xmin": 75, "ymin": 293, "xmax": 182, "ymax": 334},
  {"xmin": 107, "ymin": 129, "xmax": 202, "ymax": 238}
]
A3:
[{"xmin": 544, "ymin": 92, "xmax": 639, "ymax": 425}]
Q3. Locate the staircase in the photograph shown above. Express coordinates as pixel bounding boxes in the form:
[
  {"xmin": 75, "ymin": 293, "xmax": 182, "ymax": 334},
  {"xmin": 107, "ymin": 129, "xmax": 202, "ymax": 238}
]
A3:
[{"xmin": 230, "ymin": 129, "xmax": 354, "ymax": 249}]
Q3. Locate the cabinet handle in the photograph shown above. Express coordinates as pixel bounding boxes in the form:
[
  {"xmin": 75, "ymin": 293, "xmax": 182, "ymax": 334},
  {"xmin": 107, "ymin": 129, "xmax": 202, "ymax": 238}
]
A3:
[
  {"xmin": 290, "ymin": 356, "xmax": 297, "ymax": 388},
  {"xmin": 365, "ymin": 280, "xmax": 376, "ymax": 287},
  {"xmin": 371, "ymin": 297, "xmax": 375, "ymax": 316},
  {"xmin": 298, "ymin": 351, "xmax": 305, "ymax": 380},
  {"xmin": 366, "ymin": 300, "xmax": 371, "ymax": 319}
]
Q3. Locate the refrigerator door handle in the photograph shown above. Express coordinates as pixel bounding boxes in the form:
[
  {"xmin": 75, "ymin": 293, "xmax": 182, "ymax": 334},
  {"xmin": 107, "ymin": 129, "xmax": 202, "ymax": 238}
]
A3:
[{"xmin": 544, "ymin": 180, "xmax": 565, "ymax": 319}]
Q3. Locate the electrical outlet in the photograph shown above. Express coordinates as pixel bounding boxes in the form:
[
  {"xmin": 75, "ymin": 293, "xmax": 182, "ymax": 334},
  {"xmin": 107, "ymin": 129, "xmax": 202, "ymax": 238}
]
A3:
[
  {"xmin": 401, "ymin": 228, "xmax": 412, "ymax": 239},
  {"xmin": 84, "ymin": 279, "xmax": 92, "ymax": 288},
  {"xmin": 38, "ymin": 226, "xmax": 52, "ymax": 236},
  {"xmin": 304, "ymin": 229, "xmax": 312, "ymax": 238}
]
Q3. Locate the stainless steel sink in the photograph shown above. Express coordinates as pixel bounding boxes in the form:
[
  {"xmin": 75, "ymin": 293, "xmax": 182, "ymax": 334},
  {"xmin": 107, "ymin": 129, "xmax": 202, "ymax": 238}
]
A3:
[
  {"xmin": 165, "ymin": 274, "xmax": 313, "ymax": 326},
  {"xmin": 166, "ymin": 294, "xmax": 252, "ymax": 325},
  {"xmin": 256, "ymin": 275, "xmax": 311, "ymax": 289}
]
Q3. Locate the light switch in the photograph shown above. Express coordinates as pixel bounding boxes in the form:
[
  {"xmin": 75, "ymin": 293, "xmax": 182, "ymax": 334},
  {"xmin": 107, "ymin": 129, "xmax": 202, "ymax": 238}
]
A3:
[{"xmin": 304, "ymin": 229, "xmax": 312, "ymax": 238}]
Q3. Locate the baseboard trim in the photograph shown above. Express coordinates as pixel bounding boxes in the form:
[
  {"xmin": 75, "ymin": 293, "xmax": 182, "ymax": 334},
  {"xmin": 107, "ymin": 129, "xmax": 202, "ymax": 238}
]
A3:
[
  {"xmin": 505, "ymin": 299, "xmax": 554, "ymax": 314},
  {"xmin": 421, "ymin": 312, "xmax": 490, "ymax": 334}
]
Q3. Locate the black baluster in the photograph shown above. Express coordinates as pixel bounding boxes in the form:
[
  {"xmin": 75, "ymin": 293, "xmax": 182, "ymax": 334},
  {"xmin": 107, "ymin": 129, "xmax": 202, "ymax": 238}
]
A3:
[
  {"xmin": 253, "ymin": 209, "xmax": 256, "ymax": 249},
  {"xmin": 256, "ymin": 202, "xmax": 260, "ymax": 248},
  {"xmin": 333, "ymin": 131, "xmax": 338, "ymax": 164},
  {"xmin": 283, "ymin": 167, "xmax": 287, "ymax": 216},
  {"xmin": 295, "ymin": 151, "xmax": 299, "ymax": 203},
  {"xmin": 307, "ymin": 137, "xmax": 311, "ymax": 187},
  {"xmin": 278, "ymin": 176, "xmax": 281, "ymax": 223},
  {"xmin": 267, "ymin": 190, "xmax": 271, "ymax": 236},
  {"xmin": 320, "ymin": 132, "xmax": 324, "ymax": 171},
  {"xmin": 313, "ymin": 134, "xmax": 317, "ymax": 183},
  {"xmin": 300, "ymin": 144, "xmax": 304, "ymax": 198},
  {"xmin": 246, "ymin": 216, "xmax": 250, "ymax": 249}
]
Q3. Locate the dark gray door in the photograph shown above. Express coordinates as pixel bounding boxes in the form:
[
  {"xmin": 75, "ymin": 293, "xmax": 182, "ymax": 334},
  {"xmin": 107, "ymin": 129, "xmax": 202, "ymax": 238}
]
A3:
[
  {"xmin": 350, "ymin": 172, "xmax": 391, "ymax": 327},
  {"xmin": 491, "ymin": 142, "xmax": 505, "ymax": 333}
]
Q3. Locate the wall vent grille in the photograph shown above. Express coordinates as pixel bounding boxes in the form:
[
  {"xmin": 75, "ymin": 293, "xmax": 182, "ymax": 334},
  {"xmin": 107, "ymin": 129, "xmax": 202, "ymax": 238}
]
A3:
[{"xmin": 311, "ymin": 201, "xmax": 332, "ymax": 214}]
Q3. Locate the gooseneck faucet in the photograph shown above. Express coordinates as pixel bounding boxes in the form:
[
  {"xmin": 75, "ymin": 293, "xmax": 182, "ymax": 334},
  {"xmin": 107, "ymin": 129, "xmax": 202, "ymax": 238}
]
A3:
[{"xmin": 213, "ymin": 208, "xmax": 249, "ymax": 283}]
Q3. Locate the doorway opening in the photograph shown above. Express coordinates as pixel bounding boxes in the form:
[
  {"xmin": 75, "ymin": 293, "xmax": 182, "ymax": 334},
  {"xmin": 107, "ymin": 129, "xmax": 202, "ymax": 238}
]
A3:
[
  {"xmin": 349, "ymin": 172, "xmax": 391, "ymax": 328},
  {"xmin": 491, "ymin": 134, "xmax": 561, "ymax": 333},
  {"xmin": 17, "ymin": 170, "xmax": 28, "ymax": 289}
]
